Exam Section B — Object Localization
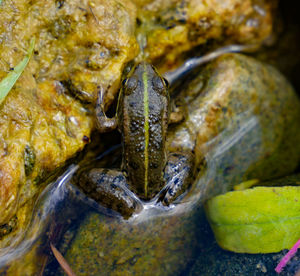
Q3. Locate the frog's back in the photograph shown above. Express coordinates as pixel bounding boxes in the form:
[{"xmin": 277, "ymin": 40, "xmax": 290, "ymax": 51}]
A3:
[{"xmin": 118, "ymin": 62, "xmax": 169, "ymax": 200}]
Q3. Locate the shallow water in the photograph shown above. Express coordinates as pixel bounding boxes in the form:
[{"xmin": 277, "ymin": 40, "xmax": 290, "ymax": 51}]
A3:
[{"xmin": 2, "ymin": 81, "xmax": 299, "ymax": 275}]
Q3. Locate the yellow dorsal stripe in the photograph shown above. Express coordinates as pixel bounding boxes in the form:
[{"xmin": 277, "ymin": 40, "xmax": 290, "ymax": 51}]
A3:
[{"xmin": 143, "ymin": 64, "xmax": 149, "ymax": 198}]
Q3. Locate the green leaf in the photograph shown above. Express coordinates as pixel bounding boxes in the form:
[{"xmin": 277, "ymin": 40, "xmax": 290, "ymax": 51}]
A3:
[
  {"xmin": 0, "ymin": 37, "xmax": 35, "ymax": 105},
  {"xmin": 205, "ymin": 186, "xmax": 300, "ymax": 253}
]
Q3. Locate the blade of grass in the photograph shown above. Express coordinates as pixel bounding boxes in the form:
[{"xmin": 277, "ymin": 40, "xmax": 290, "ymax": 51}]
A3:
[{"xmin": 0, "ymin": 37, "xmax": 35, "ymax": 105}]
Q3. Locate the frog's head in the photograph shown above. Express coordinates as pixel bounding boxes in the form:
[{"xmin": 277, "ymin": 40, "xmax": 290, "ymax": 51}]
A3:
[{"xmin": 122, "ymin": 62, "xmax": 168, "ymax": 98}]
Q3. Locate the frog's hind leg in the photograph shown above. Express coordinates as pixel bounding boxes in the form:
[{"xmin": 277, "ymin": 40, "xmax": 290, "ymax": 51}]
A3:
[
  {"xmin": 78, "ymin": 168, "xmax": 143, "ymax": 219},
  {"xmin": 158, "ymin": 152, "xmax": 195, "ymax": 206}
]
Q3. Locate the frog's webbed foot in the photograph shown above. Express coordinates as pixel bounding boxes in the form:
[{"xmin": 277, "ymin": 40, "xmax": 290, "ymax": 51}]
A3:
[
  {"xmin": 158, "ymin": 152, "xmax": 195, "ymax": 206},
  {"xmin": 78, "ymin": 168, "xmax": 143, "ymax": 219},
  {"xmin": 95, "ymin": 86, "xmax": 117, "ymax": 133}
]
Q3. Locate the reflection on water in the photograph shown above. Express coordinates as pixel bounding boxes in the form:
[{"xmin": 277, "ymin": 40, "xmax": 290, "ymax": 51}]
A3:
[{"xmin": 0, "ymin": 165, "xmax": 79, "ymax": 268}]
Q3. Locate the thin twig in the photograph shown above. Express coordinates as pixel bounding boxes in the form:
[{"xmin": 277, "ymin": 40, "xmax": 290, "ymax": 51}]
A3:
[
  {"xmin": 275, "ymin": 239, "xmax": 300, "ymax": 273},
  {"xmin": 50, "ymin": 243, "xmax": 77, "ymax": 276}
]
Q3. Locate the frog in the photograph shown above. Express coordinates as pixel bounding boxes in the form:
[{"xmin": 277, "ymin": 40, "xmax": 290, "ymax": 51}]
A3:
[{"xmin": 78, "ymin": 62, "xmax": 194, "ymax": 219}]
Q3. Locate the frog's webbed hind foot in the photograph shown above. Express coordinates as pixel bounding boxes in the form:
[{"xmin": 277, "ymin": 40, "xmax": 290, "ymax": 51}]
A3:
[
  {"xmin": 158, "ymin": 152, "xmax": 195, "ymax": 206},
  {"xmin": 78, "ymin": 169, "xmax": 143, "ymax": 219}
]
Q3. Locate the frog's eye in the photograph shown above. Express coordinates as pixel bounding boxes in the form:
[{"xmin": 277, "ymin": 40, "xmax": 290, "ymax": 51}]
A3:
[
  {"xmin": 124, "ymin": 76, "xmax": 138, "ymax": 95},
  {"xmin": 122, "ymin": 78, "xmax": 127, "ymax": 86},
  {"xmin": 152, "ymin": 75, "xmax": 167, "ymax": 95}
]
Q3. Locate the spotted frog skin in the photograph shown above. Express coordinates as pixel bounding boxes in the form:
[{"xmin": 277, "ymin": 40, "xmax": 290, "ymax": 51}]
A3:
[{"xmin": 78, "ymin": 62, "xmax": 194, "ymax": 218}]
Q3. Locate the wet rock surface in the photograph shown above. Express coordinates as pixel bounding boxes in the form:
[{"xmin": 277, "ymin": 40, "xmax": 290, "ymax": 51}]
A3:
[
  {"xmin": 0, "ymin": 0, "xmax": 137, "ymax": 245},
  {"xmin": 0, "ymin": 0, "xmax": 277, "ymax": 245},
  {"xmin": 134, "ymin": 0, "xmax": 278, "ymax": 72},
  {"xmin": 167, "ymin": 53, "xmax": 300, "ymax": 198}
]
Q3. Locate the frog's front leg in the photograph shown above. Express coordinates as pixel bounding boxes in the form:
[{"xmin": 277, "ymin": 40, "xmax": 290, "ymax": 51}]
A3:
[
  {"xmin": 158, "ymin": 152, "xmax": 195, "ymax": 206},
  {"xmin": 78, "ymin": 169, "xmax": 143, "ymax": 219},
  {"xmin": 95, "ymin": 86, "xmax": 118, "ymax": 132}
]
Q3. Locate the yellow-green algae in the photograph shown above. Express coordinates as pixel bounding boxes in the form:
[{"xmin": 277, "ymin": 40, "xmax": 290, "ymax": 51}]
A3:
[{"xmin": 0, "ymin": 0, "xmax": 137, "ymax": 247}]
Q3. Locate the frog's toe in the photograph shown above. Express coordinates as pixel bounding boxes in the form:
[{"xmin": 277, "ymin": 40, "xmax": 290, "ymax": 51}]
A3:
[{"xmin": 159, "ymin": 152, "xmax": 195, "ymax": 206}]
